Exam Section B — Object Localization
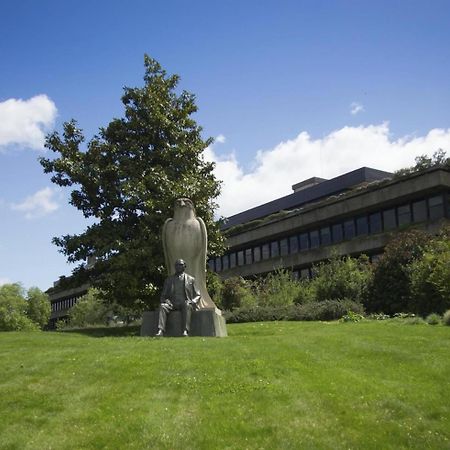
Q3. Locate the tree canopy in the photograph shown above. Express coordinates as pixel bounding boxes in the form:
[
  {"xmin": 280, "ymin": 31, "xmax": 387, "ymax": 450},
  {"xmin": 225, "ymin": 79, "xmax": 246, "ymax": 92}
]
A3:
[{"xmin": 40, "ymin": 55, "xmax": 224, "ymax": 309}]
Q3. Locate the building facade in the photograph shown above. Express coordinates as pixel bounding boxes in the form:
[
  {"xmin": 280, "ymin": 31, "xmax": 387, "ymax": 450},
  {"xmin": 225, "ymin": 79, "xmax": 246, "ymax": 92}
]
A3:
[{"xmin": 210, "ymin": 166, "xmax": 450, "ymax": 279}]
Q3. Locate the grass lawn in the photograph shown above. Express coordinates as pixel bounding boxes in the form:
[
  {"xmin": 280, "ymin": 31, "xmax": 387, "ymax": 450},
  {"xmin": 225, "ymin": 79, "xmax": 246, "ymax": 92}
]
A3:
[{"xmin": 0, "ymin": 321, "xmax": 449, "ymax": 450}]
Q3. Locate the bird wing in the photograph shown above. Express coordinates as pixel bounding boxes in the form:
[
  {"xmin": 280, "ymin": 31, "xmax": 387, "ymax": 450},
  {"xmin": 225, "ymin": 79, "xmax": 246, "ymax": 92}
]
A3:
[
  {"xmin": 162, "ymin": 218, "xmax": 173, "ymax": 275},
  {"xmin": 197, "ymin": 217, "xmax": 208, "ymax": 287}
]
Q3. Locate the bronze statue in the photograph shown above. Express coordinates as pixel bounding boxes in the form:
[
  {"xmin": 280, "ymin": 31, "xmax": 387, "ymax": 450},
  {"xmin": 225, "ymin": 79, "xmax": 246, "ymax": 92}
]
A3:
[{"xmin": 156, "ymin": 259, "xmax": 201, "ymax": 337}]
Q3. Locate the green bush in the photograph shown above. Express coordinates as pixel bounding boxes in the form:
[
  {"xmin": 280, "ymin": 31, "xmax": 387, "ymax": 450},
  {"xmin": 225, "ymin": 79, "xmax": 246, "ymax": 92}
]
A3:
[
  {"xmin": 26, "ymin": 287, "xmax": 51, "ymax": 329},
  {"xmin": 66, "ymin": 288, "xmax": 109, "ymax": 328},
  {"xmin": 254, "ymin": 269, "xmax": 302, "ymax": 307},
  {"xmin": 425, "ymin": 313, "xmax": 441, "ymax": 325},
  {"xmin": 367, "ymin": 230, "xmax": 428, "ymax": 314},
  {"xmin": 443, "ymin": 310, "xmax": 450, "ymax": 326},
  {"xmin": 221, "ymin": 277, "xmax": 256, "ymax": 311},
  {"xmin": 206, "ymin": 269, "xmax": 224, "ymax": 308}
]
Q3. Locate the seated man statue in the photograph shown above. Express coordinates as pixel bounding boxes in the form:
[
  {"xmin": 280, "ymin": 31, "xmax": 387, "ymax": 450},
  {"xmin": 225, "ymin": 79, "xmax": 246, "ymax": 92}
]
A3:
[{"xmin": 156, "ymin": 259, "xmax": 201, "ymax": 337}]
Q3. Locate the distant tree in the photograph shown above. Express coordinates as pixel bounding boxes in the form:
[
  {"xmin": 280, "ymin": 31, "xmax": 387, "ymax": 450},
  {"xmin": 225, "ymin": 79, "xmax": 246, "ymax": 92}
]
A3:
[
  {"xmin": 67, "ymin": 288, "xmax": 109, "ymax": 328},
  {"xmin": 0, "ymin": 284, "xmax": 38, "ymax": 331},
  {"xmin": 394, "ymin": 149, "xmax": 449, "ymax": 178},
  {"xmin": 40, "ymin": 55, "xmax": 224, "ymax": 309},
  {"xmin": 26, "ymin": 287, "xmax": 51, "ymax": 329}
]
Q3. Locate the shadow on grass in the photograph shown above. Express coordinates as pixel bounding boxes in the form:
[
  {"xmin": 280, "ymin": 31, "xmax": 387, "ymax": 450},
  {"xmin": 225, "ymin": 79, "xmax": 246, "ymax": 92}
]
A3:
[{"xmin": 56, "ymin": 325, "xmax": 141, "ymax": 338}]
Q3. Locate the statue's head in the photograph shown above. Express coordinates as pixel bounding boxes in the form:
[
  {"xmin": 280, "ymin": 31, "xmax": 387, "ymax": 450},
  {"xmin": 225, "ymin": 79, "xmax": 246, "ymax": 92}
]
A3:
[
  {"xmin": 174, "ymin": 198, "xmax": 194, "ymax": 210},
  {"xmin": 174, "ymin": 259, "xmax": 186, "ymax": 274}
]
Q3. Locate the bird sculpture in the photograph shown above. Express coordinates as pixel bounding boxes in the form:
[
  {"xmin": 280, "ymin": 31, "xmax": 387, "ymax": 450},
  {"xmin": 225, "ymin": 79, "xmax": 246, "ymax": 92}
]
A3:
[{"xmin": 162, "ymin": 198, "xmax": 217, "ymax": 310}]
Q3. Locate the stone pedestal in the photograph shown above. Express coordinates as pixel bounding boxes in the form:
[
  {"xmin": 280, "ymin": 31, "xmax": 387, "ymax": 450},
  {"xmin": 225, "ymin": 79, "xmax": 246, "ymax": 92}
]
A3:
[{"xmin": 140, "ymin": 308, "xmax": 227, "ymax": 337}]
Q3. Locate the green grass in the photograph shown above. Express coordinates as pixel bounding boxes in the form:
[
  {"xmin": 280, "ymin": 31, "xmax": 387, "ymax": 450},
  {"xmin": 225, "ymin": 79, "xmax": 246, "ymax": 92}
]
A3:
[{"xmin": 0, "ymin": 321, "xmax": 449, "ymax": 449}]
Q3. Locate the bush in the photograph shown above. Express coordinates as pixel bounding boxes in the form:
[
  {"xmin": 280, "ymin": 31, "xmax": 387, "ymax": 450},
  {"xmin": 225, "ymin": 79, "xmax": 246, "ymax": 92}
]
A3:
[
  {"xmin": 66, "ymin": 288, "xmax": 109, "ymax": 328},
  {"xmin": 221, "ymin": 277, "xmax": 256, "ymax": 311},
  {"xmin": 26, "ymin": 287, "xmax": 51, "ymax": 329},
  {"xmin": 254, "ymin": 269, "xmax": 302, "ymax": 307},
  {"xmin": 206, "ymin": 269, "xmax": 223, "ymax": 308},
  {"xmin": 425, "ymin": 313, "xmax": 441, "ymax": 325},
  {"xmin": 367, "ymin": 230, "xmax": 428, "ymax": 314},
  {"xmin": 443, "ymin": 310, "xmax": 450, "ymax": 326}
]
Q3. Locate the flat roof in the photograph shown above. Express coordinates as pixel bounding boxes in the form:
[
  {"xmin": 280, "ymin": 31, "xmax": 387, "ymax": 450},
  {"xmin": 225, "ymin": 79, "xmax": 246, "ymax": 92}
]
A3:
[{"xmin": 221, "ymin": 167, "xmax": 392, "ymax": 230}]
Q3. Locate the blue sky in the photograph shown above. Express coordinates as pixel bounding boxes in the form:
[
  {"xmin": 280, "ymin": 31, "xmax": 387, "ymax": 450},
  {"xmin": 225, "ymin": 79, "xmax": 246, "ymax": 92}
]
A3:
[{"xmin": 1, "ymin": 0, "xmax": 450, "ymax": 291}]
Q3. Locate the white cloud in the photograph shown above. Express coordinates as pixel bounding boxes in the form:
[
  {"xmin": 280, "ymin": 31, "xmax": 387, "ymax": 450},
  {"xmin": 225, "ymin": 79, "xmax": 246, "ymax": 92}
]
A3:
[
  {"xmin": 11, "ymin": 187, "xmax": 60, "ymax": 219},
  {"xmin": 205, "ymin": 123, "xmax": 450, "ymax": 217},
  {"xmin": 216, "ymin": 134, "xmax": 226, "ymax": 144},
  {"xmin": 0, "ymin": 95, "xmax": 57, "ymax": 150},
  {"xmin": 0, "ymin": 277, "xmax": 12, "ymax": 286},
  {"xmin": 350, "ymin": 102, "xmax": 364, "ymax": 115}
]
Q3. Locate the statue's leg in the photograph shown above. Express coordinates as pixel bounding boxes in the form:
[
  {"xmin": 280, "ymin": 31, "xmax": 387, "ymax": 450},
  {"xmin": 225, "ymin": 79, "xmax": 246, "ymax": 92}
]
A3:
[
  {"xmin": 158, "ymin": 302, "xmax": 173, "ymax": 332},
  {"xmin": 181, "ymin": 303, "xmax": 193, "ymax": 333}
]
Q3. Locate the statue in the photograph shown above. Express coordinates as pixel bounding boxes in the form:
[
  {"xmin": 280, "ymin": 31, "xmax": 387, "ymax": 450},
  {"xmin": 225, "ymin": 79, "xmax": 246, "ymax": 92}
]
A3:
[
  {"xmin": 162, "ymin": 198, "xmax": 217, "ymax": 310},
  {"xmin": 156, "ymin": 259, "xmax": 200, "ymax": 337}
]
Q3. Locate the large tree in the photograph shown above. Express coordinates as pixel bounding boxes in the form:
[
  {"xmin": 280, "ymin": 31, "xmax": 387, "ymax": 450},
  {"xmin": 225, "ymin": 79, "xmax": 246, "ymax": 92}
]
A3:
[{"xmin": 41, "ymin": 55, "xmax": 224, "ymax": 309}]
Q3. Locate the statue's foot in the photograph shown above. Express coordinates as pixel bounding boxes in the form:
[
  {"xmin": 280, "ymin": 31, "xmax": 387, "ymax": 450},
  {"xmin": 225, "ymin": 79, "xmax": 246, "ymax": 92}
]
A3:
[
  {"xmin": 155, "ymin": 329, "xmax": 164, "ymax": 337},
  {"xmin": 182, "ymin": 330, "xmax": 189, "ymax": 337}
]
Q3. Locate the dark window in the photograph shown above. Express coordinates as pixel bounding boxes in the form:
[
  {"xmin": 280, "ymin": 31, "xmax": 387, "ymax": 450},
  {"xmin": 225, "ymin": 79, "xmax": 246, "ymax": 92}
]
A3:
[
  {"xmin": 292, "ymin": 271, "xmax": 300, "ymax": 280},
  {"xmin": 344, "ymin": 219, "xmax": 355, "ymax": 240},
  {"xmin": 271, "ymin": 241, "xmax": 279, "ymax": 257},
  {"xmin": 369, "ymin": 212, "xmax": 382, "ymax": 234},
  {"xmin": 245, "ymin": 249, "xmax": 253, "ymax": 265},
  {"xmin": 253, "ymin": 246, "xmax": 261, "ymax": 262},
  {"xmin": 383, "ymin": 208, "xmax": 396, "ymax": 230},
  {"xmin": 356, "ymin": 216, "xmax": 368, "ymax": 236},
  {"xmin": 280, "ymin": 238, "xmax": 289, "ymax": 256},
  {"xmin": 332, "ymin": 223, "xmax": 343, "ymax": 242},
  {"xmin": 262, "ymin": 243, "xmax": 270, "ymax": 260},
  {"xmin": 208, "ymin": 259, "xmax": 215, "ymax": 271},
  {"xmin": 229, "ymin": 253, "xmax": 236, "ymax": 268},
  {"xmin": 310, "ymin": 230, "xmax": 319, "ymax": 248},
  {"xmin": 320, "ymin": 226, "xmax": 331, "ymax": 246},
  {"xmin": 222, "ymin": 254, "xmax": 229, "ymax": 271},
  {"xmin": 412, "ymin": 199, "xmax": 427, "ymax": 222},
  {"xmin": 429, "ymin": 195, "xmax": 444, "ymax": 220},
  {"xmin": 289, "ymin": 235, "xmax": 299, "ymax": 254},
  {"xmin": 299, "ymin": 233, "xmax": 309, "ymax": 251},
  {"xmin": 237, "ymin": 250, "xmax": 245, "ymax": 266},
  {"xmin": 397, "ymin": 204, "xmax": 411, "ymax": 226},
  {"xmin": 215, "ymin": 257, "xmax": 222, "ymax": 272}
]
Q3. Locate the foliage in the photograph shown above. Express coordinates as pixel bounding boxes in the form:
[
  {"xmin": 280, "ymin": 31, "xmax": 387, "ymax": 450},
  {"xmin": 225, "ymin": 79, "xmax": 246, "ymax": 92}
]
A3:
[
  {"xmin": 425, "ymin": 313, "xmax": 441, "ymax": 325},
  {"xmin": 340, "ymin": 310, "xmax": 365, "ymax": 322},
  {"xmin": 206, "ymin": 269, "xmax": 224, "ymax": 308},
  {"xmin": 310, "ymin": 252, "xmax": 372, "ymax": 303},
  {"xmin": 0, "ymin": 284, "xmax": 39, "ymax": 331},
  {"xmin": 254, "ymin": 269, "xmax": 302, "ymax": 307},
  {"xmin": 366, "ymin": 229, "xmax": 428, "ymax": 314},
  {"xmin": 221, "ymin": 277, "xmax": 256, "ymax": 310},
  {"xmin": 394, "ymin": 149, "xmax": 449, "ymax": 178},
  {"xmin": 66, "ymin": 288, "xmax": 109, "ymax": 328},
  {"xmin": 40, "ymin": 55, "xmax": 224, "ymax": 309},
  {"xmin": 26, "ymin": 287, "xmax": 51, "ymax": 329},
  {"xmin": 443, "ymin": 310, "xmax": 450, "ymax": 326},
  {"xmin": 410, "ymin": 230, "xmax": 450, "ymax": 315}
]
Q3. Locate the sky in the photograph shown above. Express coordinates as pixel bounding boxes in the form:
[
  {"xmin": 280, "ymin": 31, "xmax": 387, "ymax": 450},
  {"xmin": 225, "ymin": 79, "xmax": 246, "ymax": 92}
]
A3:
[{"xmin": 1, "ymin": 0, "xmax": 450, "ymax": 291}]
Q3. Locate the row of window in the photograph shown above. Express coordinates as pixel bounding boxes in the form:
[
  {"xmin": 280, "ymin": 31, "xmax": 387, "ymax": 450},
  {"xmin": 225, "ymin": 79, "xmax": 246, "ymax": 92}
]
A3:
[
  {"xmin": 210, "ymin": 193, "xmax": 447, "ymax": 273},
  {"xmin": 51, "ymin": 296, "xmax": 79, "ymax": 312}
]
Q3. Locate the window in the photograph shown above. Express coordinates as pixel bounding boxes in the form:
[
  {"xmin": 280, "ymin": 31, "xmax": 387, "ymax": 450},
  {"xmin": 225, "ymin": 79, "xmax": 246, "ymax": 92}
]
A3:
[
  {"xmin": 215, "ymin": 257, "xmax": 222, "ymax": 272},
  {"xmin": 280, "ymin": 238, "xmax": 289, "ymax": 256},
  {"xmin": 344, "ymin": 219, "xmax": 355, "ymax": 240},
  {"xmin": 253, "ymin": 246, "xmax": 261, "ymax": 262},
  {"xmin": 237, "ymin": 250, "xmax": 245, "ymax": 266},
  {"xmin": 299, "ymin": 233, "xmax": 309, "ymax": 251},
  {"xmin": 332, "ymin": 223, "xmax": 343, "ymax": 243},
  {"xmin": 230, "ymin": 253, "xmax": 237, "ymax": 268},
  {"xmin": 383, "ymin": 208, "xmax": 396, "ymax": 230},
  {"xmin": 429, "ymin": 195, "xmax": 444, "ymax": 220},
  {"xmin": 310, "ymin": 230, "xmax": 319, "ymax": 248},
  {"xmin": 412, "ymin": 199, "xmax": 427, "ymax": 222},
  {"xmin": 222, "ymin": 254, "xmax": 229, "ymax": 270},
  {"xmin": 289, "ymin": 235, "xmax": 299, "ymax": 254},
  {"xmin": 320, "ymin": 226, "xmax": 331, "ymax": 246},
  {"xmin": 356, "ymin": 216, "xmax": 368, "ymax": 236},
  {"xmin": 208, "ymin": 259, "xmax": 215, "ymax": 271},
  {"xmin": 397, "ymin": 204, "xmax": 411, "ymax": 226},
  {"xmin": 262, "ymin": 243, "xmax": 270, "ymax": 260},
  {"xmin": 245, "ymin": 248, "xmax": 253, "ymax": 265},
  {"xmin": 271, "ymin": 241, "xmax": 279, "ymax": 257},
  {"xmin": 369, "ymin": 212, "xmax": 382, "ymax": 234}
]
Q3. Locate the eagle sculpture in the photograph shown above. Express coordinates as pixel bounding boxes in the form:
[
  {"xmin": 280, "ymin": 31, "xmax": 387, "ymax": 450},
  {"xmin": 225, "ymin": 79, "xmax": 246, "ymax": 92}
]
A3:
[{"xmin": 162, "ymin": 198, "xmax": 217, "ymax": 310}]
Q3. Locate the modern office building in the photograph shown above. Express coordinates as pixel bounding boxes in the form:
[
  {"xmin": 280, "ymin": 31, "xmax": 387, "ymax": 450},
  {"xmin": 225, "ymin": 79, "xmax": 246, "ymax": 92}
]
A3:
[{"xmin": 209, "ymin": 165, "xmax": 450, "ymax": 279}]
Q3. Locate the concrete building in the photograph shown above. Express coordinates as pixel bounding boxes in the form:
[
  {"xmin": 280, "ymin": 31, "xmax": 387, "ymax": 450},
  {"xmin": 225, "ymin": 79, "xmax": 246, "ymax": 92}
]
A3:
[{"xmin": 209, "ymin": 165, "xmax": 450, "ymax": 279}]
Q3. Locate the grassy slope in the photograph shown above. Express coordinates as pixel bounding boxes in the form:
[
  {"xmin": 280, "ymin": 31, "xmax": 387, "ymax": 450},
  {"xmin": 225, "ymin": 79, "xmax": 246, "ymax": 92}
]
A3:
[{"xmin": 0, "ymin": 321, "xmax": 449, "ymax": 450}]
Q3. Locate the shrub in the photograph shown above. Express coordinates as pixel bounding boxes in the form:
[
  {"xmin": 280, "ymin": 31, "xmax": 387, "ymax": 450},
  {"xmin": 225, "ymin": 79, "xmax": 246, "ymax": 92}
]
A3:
[
  {"xmin": 67, "ymin": 288, "xmax": 109, "ymax": 328},
  {"xmin": 0, "ymin": 284, "xmax": 39, "ymax": 331},
  {"xmin": 254, "ymin": 269, "xmax": 302, "ymax": 307},
  {"xmin": 26, "ymin": 287, "xmax": 51, "ymax": 329},
  {"xmin": 341, "ymin": 311, "xmax": 365, "ymax": 322},
  {"xmin": 299, "ymin": 299, "xmax": 364, "ymax": 322},
  {"xmin": 443, "ymin": 310, "xmax": 450, "ymax": 326},
  {"xmin": 367, "ymin": 230, "xmax": 428, "ymax": 314},
  {"xmin": 425, "ymin": 313, "xmax": 441, "ymax": 325},
  {"xmin": 206, "ymin": 269, "xmax": 224, "ymax": 308},
  {"xmin": 221, "ymin": 277, "xmax": 256, "ymax": 311},
  {"xmin": 311, "ymin": 253, "xmax": 372, "ymax": 304}
]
